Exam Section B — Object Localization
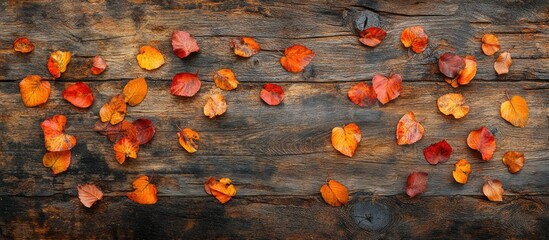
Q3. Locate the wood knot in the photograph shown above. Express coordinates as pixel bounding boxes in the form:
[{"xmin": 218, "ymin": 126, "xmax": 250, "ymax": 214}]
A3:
[
  {"xmin": 343, "ymin": 8, "xmax": 380, "ymax": 34},
  {"xmin": 351, "ymin": 201, "xmax": 391, "ymax": 231}
]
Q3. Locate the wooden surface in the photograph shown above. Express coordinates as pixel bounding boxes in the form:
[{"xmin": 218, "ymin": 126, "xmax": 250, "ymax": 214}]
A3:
[{"xmin": 0, "ymin": 0, "xmax": 548, "ymax": 239}]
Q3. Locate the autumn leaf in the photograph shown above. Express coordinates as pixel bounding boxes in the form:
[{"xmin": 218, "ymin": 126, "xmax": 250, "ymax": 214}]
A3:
[
  {"xmin": 19, "ymin": 75, "xmax": 50, "ymax": 107},
  {"xmin": 494, "ymin": 51, "xmax": 512, "ymax": 75},
  {"xmin": 204, "ymin": 177, "xmax": 237, "ymax": 204},
  {"xmin": 331, "ymin": 123, "xmax": 361, "ymax": 157},
  {"xmin": 280, "ymin": 45, "xmax": 315, "ymax": 73},
  {"xmin": 204, "ymin": 93, "xmax": 227, "ymax": 118},
  {"xmin": 452, "ymin": 159, "xmax": 471, "ymax": 184},
  {"xmin": 62, "ymin": 82, "xmax": 93, "ymax": 108},
  {"xmin": 114, "ymin": 136, "xmax": 139, "ymax": 164},
  {"xmin": 483, "ymin": 179, "xmax": 504, "ymax": 202},
  {"xmin": 481, "ymin": 34, "xmax": 500, "ymax": 56},
  {"xmin": 170, "ymin": 72, "xmax": 202, "ymax": 97},
  {"xmin": 99, "ymin": 94, "xmax": 127, "ymax": 125},
  {"xmin": 502, "ymin": 151, "xmax": 525, "ymax": 174},
  {"xmin": 91, "ymin": 56, "xmax": 107, "ymax": 75},
  {"xmin": 172, "ymin": 31, "xmax": 200, "ymax": 58},
  {"xmin": 230, "ymin": 37, "xmax": 260, "ymax": 57},
  {"xmin": 127, "ymin": 175, "xmax": 158, "ymax": 205},
  {"xmin": 423, "ymin": 140, "xmax": 452, "ymax": 165},
  {"xmin": 467, "ymin": 126, "xmax": 496, "ymax": 161},
  {"xmin": 347, "ymin": 82, "xmax": 377, "ymax": 107},
  {"xmin": 396, "ymin": 112, "xmax": 424, "ymax": 145},
  {"xmin": 136, "ymin": 45, "xmax": 165, "ymax": 70},
  {"xmin": 320, "ymin": 179, "xmax": 349, "ymax": 207},
  {"xmin": 41, "ymin": 115, "xmax": 76, "ymax": 152},
  {"xmin": 123, "ymin": 77, "xmax": 148, "ymax": 106},
  {"xmin": 13, "ymin": 37, "xmax": 34, "ymax": 53},
  {"xmin": 437, "ymin": 93, "xmax": 469, "ymax": 119},
  {"xmin": 372, "ymin": 74, "xmax": 402, "ymax": 105},
  {"xmin": 178, "ymin": 128, "xmax": 199, "ymax": 153},
  {"xmin": 47, "ymin": 50, "xmax": 71, "ymax": 79},
  {"xmin": 94, "ymin": 120, "xmax": 137, "ymax": 143},
  {"xmin": 133, "ymin": 118, "xmax": 155, "ymax": 145},
  {"xmin": 42, "ymin": 150, "xmax": 71, "ymax": 175},
  {"xmin": 214, "ymin": 68, "xmax": 239, "ymax": 91},
  {"xmin": 406, "ymin": 171, "xmax": 428, "ymax": 198},
  {"xmin": 260, "ymin": 83, "xmax": 285, "ymax": 106},
  {"xmin": 400, "ymin": 26, "xmax": 428, "ymax": 53},
  {"xmin": 77, "ymin": 183, "xmax": 104, "ymax": 208},
  {"xmin": 500, "ymin": 95, "xmax": 528, "ymax": 127},
  {"xmin": 359, "ymin": 27, "xmax": 387, "ymax": 47},
  {"xmin": 438, "ymin": 53, "xmax": 465, "ymax": 79}
]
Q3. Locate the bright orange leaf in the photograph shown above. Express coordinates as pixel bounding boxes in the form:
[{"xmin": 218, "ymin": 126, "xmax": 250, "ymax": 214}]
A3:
[
  {"xmin": 91, "ymin": 56, "xmax": 107, "ymax": 75},
  {"xmin": 172, "ymin": 31, "xmax": 200, "ymax": 58},
  {"xmin": 178, "ymin": 128, "xmax": 200, "ymax": 153},
  {"xmin": 41, "ymin": 115, "xmax": 76, "ymax": 152},
  {"xmin": 133, "ymin": 118, "xmax": 155, "ymax": 145},
  {"xmin": 372, "ymin": 74, "xmax": 402, "ymax": 104},
  {"xmin": 396, "ymin": 112, "xmax": 424, "ymax": 145},
  {"xmin": 280, "ymin": 45, "xmax": 315, "ymax": 73},
  {"xmin": 62, "ymin": 82, "xmax": 93, "ymax": 108},
  {"xmin": 47, "ymin": 50, "xmax": 71, "ymax": 79},
  {"xmin": 347, "ymin": 82, "xmax": 377, "ymax": 107},
  {"xmin": 13, "ymin": 37, "xmax": 34, "ymax": 53},
  {"xmin": 494, "ymin": 51, "xmax": 512, "ymax": 75},
  {"xmin": 331, "ymin": 123, "xmax": 361, "ymax": 157},
  {"xmin": 42, "ymin": 150, "xmax": 71, "ymax": 175},
  {"xmin": 500, "ymin": 95, "xmax": 528, "ymax": 127},
  {"xmin": 483, "ymin": 179, "xmax": 503, "ymax": 202},
  {"xmin": 467, "ymin": 126, "xmax": 496, "ymax": 161},
  {"xmin": 260, "ymin": 83, "xmax": 285, "ymax": 106},
  {"xmin": 406, "ymin": 171, "xmax": 428, "ymax": 198},
  {"xmin": 170, "ymin": 72, "xmax": 202, "ymax": 97},
  {"xmin": 99, "ymin": 94, "xmax": 127, "ymax": 125},
  {"xmin": 127, "ymin": 175, "xmax": 157, "ymax": 205},
  {"xmin": 481, "ymin": 34, "xmax": 500, "ymax": 56},
  {"xmin": 452, "ymin": 159, "xmax": 471, "ymax": 184},
  {"xmin": 359, "ymin": 27, "xmax": 386, "ymax": 47},
  {"xmin": 400, "ymin": 26, "xmax": 428, "ymax": 53},
  {"xmin": 136, "ymin": 45, "xmax": 164, "ymax": 70},
  {"xmin": 204, "ymin": 177, "xmax": 237, "ymax": 204},
  {"xmin": 77, "ymin": 183, "xmax": 104, "ymax": 208},
  {"xmin": 19, "ymin": 75, "xmax": 50, "ymax": 107},
  {"xmin": 113, "ymin": 136, "xmax": 139, "ymax": 164},
  {"xmin": 437, "ymin": 93, "xmax": 469, "ymax": 119},
  {"xmin": 204, "ymin": 93, "xmax": 227, "ymax": 118},
  {"xmin": 214, "ymin": 68, "xmax": 239, "ymax": 91},
  {"xmin": 123, "ymin": 77, "xmax": 148, "ymax": 106},
  {"xmin": 230, "ymin": 37, "xmax": 260, "ymax": 57},
  {"xmin": 445, "ymin": 55, "xmax": 477, "ymax": 87},
  {"xmin": 502, "ymin": 151, "xmax": 525, "ymax": 174},
  {"xmin": 94, "ymin": 120, "xmax": 138, "ymax": 143},
  {"xmin": 320, "ymin": 179, "xmax": 349, "ymax": 207}
]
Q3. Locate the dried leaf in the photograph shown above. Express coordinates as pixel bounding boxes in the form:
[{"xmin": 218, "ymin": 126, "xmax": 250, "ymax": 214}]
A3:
[
  {"xmin": 214, "ymin": 68, "xmax": 239, "ymax": 91},
  {"xmin": 400, "ymin": 26, "xmax": 428, "ymax": 53},
  {"xmin": 204, "ymin": 177, "xmax": 237, "ymax": 204},
  {"xmin": 172, "ymin": 31, "xmax": 200, "ymax": 58},
  {"xmin": 448, "ymin": 55, "xmax": 477, "ymax": 86},
  {"xmin": 136, "ymin": 45, "xmax": 165, "ymax": 70},
  {"xmin": 500, "ymin": 95, "xmax": 528, "ymax": 127},
  {"xmin": 13, "ymin": 37, "xmax": 34, "ymax": 53},
  {"xmin": 41, "ymin": 115, "xmax": 76, "ymax": 152},
  {"xmin": 47, "ymin": 50, "xmax": 71, "ymax": 79},
  {"xmin": 91, "ymin": 56, "xmax": 107, "ymax": 75},
  {"xmin": 77, "ymin": 183, "xmax": 104, "ymax": 208},
  {"xmin": 396, "ymin": 112, "xmax": 424, "ymax": 145},
  {"xmin": 483, "ymin": 179, "xmax": 504, "ymax": 202},
  {"xmin": 178, "ymin": 128, "xmax": 200, "ymax": 153},
  {"xmin": 260, "ymin": 83, "xmax": 285, "ymax": 106},
  {"xmin": 494, "ymin": 51, "xmax": 512, "ymax": 75},
  {"xmin": 439, "ymin": 53, "xmax": 465, "ymax": 79},
  {"xmin": 99, "ymin": 94, "xmax": 127, "ymax": 125},
  {"xmin": 113, "ymin": 136, "xmax": 139, "ymax": 164},
  {"xmin": 406, "ymin": 171, "xmax": 428, "ymax": 198},
  {"xmin": 452, "ymin": 159, "xmax": 471, "ymax": 184},
  {"xmin": 19, "ymin": 75, "xmax": 50, "ymax": 107},
  {"xmin": 170, "ymin": 72, "xmax": 202, "ymax": 97},
  {"xmin": 230, "ymin": 37, "xmax": 260, "ymax": 57},
  {"xmin": 132, "ymin": 118, "xmax": 155, "ymax": 145},
  {"xmin": 481, "ymin": 34, "xmax": 500, "ymax": 56},
  {"xmin": 62, "ymin": 82, "xmax": 93, "ymax": 108},
  {"xmin": 320, "ymin": 179, "xmax": 349, "ymax": 207},
  {"xmin": 347, "ymin": 82, "xmax": 377, "ymax": 107},
  {"xmin": 331, "ymin": 123, "xmax": 361, "ymax": 157},
  {"xmin": 359, "ymin": 27, "xmax": 387, "ymax": 47},
  {"xmin": 280, "ymin": 45, "xmax": 315, "ymax": 73},
  {"xmin": 127, "ymin": 175, "xmax": 157, "ymax": 204},
  {"xmin": 467, "ymin": 126, "xmax": 496, "ymax": 161},
  {"xmin": 123, "ymin": 77, "xmax": 148, "ymax": 106},
  {"xmin": 372, "ymin": 74, "xmax": 402, "ymax": 105},
  {"xmin": 437, "ymin": 93, "xmax": 469, "ymax": 119},
  {"xmin": 502, "ymin": 151, "xmax": 525, "ymax": 174},
  {"xmin": 94, "ymin": 120, "xmax": 138, "ymax": 143},
  {"xmin": 423, "ymin": 140, "xmax": 452, "ymax": 165},
  {"xmin": 42, "ymin": 150, "xmax": 71, "ymax": 175},
  {"xmin": 203, "ymin": 93, "xmax": 227, "ymax": 118}
]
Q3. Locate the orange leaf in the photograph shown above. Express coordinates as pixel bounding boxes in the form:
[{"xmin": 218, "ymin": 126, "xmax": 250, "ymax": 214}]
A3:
[
  {"xmin": 170, "ymin": 72, "xmax": 202, "ymax": 97},
  {"xmin": 502, "ymin": 151, "xmax": 525, "ymax": 174},
  {"xmin": 500, "ymin": 95, "xmax": 528, "ymax": 127},
  {"xmin": 396, "ymin": 112, "xmax": 424, "ymax": 145},
  {"xmin": 127, "ymin": 175, "xmax": 157, "ymax": 204},
  {"xmin": 178, "ymin": 128, "xmax": 200, "ymax": 153},
  {"xmin": 320, "ymin": 179, "xmax": 349, "ymax": 207},
  {"xmin": 19, "ymin": 75, "xmax": 50, "ymax": 107},
  {"xmin": 41, "ymin": 115, "xmax": 76, "ymax": 152},
  {"xmin": 260, "ymin": 83, "xmax": 285, "ymax": 106},
  {"xmin": 62, "ymin": 82, "xmax": 93, "ymax": 108},
  {"xmin": 133, "ymin": 118, "xmax": 155, "ymax": 145},
  {"xmin": 494, "ymin": 51, "xmax": 512, "ymax": 75},
  {"xmin": 214, "ymin": 68, "xmax": 239, "ymax": 91},
  {"xmin": 42, "ymin": 150, "xmax": 71, "ymax": 175},
  {"xmin": 230, "ymin": 37, "xmax": 261, "ymax": 57},
  {"xmin": 359, "ymin": 27, "xmax": 386, "ymax": 47},
  {"xmin": 13, "ymin": 37, "xmax": 34, "ymax": 53},
  {"xmin": 481, "ymin": 34, "xmax": 500, "ymax": 56},
  {"xmin": 400, "ymin": 26, "xmax": 428, "ymax": 53},
  {"xmin": 467, "ymin": 126, "xmax": 496, "ymax": 161},
  {"xmin": 483, "ymin": 179, "xmax": 504, "ymax": 202},
  {"xmin": 456, "ymin": 55, "xmax": 477, "ymax": 86},
  {"xmin": 331, "ymin": 123, "xmax": 361, "ymax": 157},
  {"xmin": 347, "ymin": 82, "xmax": 377, "ymax": 107},
  {"xmin": 204, "ymin": 93, "xmax": 227, "ymax": 119},
  {"xmin": 372, "ymin": 74, "xmax": 402, "ymax": 104},
  {"xmin": 406, "ymin": 171, "xmax": 428, "ymax": 198},
  {"xmin": 204, "ymin": 177, "xmax": 237, "ymax": 204},
  {"xmin": 172, "ymin": 31, "xmax": 200, "ymax": 58},
  {"xmin": 280, "ymin": 45, "xmax": 315, "ymax": 73},
  {"xmin": 99, "ymin": 94, "xmax": 127, "ymax": 125},
  {"xmin": 94, "ymin": 120, "xmax": 137, "ymax": 143},
  {"xmin": 113, "ymin": 136, "xmax": 139, "ymax": 164},
  {"xmin": 123, "ymin": 77, "xmax": 148, "ymax": 106},
  {"xmin": 136, "ymin": 45, "xmax": 165, "ymax": 70},
  {"xmin": 452, "ymin": 159, "xmax": 471, "ymax": 184},
  {"xmin": 91, "ymin": 56, "xmax": 107, "ymax": 75},
  {"xmin": 77, "ymin": 183, "xmax": 104, "ymax": 208},
  {"xmin": 47, "ymin": 50, "xmax": 71, "ymax": 79},
  {"xmin": 437, "ymin": 93, "xmax": 470, "ymax": 119}
]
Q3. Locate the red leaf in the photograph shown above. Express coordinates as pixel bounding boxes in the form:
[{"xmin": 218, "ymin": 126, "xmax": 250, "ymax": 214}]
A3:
[
  {"xmin": 423, "ymin": 140, "xmax": 452, "ymax": 165},
  {"xmin": 62, "ymin": 82, "xmax": 94, "ymax": 108},
  {"xmin": 91, "ymin": 56, "xmax": 107, "ymax": 75},
  {"xmin": 406, "ymin": 171, "xmax": 428, "ymax": 198},
  {"xmin": 347, "ymin": 82, "xmax": 377, "ymax": 107},
  {"xmin": 372, "ymin": 74, "xmax": 402, "ymax": 104},
  {"xmin": 438, "ymin": 53, "xmax": 465, "ymax": 78},
  {"xmin": 359, "ymin": 27, "xmax": 387, "ymax": 47},
  {"xmin": 260, "ymin": 83, "xmax": 285, "ymax": 106},
  {"xmin": 132, "ymin": 118, "xmax": 155, "ymax": 145},
  {"xmin": 467, "ymin": 126, "xmax": 497, "ymax": 161},
  {"xmin": 279, "ymin": 45, "xmax": 315, "ymax": 73},
  {"xmin": 172, "ymin": 31, "xmax": 200, "ymax": 58},
  {"xmin": 170, "ymin": 72, "xmax": 202, "ymax": 97}
]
